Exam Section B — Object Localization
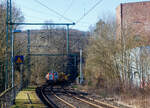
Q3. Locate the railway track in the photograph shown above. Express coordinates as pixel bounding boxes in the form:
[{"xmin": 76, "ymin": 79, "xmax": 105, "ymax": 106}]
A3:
[
  {"xmin": 62, "ymin": 88, "xmax": 119, "ymax": 108},
  {"xmin": 38, "ymin": 85, "xmax": 120, "ymax": 108},
  {"xmin": 63, "ymin": 88, "xmax": 120, "ymax": 108},
  {"xmin": 37, "ymin": 85, "xmax": 58, "ymax": 108}
]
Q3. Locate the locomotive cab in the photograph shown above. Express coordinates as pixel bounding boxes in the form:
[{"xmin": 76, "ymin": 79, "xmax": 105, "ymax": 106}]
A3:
[
  {"xmin": 46, "ymin": 70, "xmax": 69, "ymax": 85},
  {"xmin": 45, "ymin": 71, "xmax": 58, "ymax": 84}
]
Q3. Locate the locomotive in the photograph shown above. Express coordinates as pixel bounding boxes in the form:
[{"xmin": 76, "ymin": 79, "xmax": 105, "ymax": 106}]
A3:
[{"xmin": 45, "ymin": 70, "xmax": 68, "ymax": 85}]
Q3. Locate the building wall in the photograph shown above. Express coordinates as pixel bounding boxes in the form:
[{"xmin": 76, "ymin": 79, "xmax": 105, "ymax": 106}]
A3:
[
  {"xmin": 116, "ymin": 5, "xmax": 121, "ymax": 39},
  {"xmin": 116, "ymin": 1, "xmax": 150, "ymax": 41}
]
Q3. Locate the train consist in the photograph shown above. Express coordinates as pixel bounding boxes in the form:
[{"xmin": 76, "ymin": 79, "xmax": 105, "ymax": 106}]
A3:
[{"xmin": 45, "ymin": 71, "xmax": 69, "ymax": 85}]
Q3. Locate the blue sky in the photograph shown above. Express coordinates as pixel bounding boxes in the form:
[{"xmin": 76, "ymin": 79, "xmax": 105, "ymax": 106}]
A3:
[{"xmin": 13, "ymin": 0, "xmax": 150, "ymax": 31}]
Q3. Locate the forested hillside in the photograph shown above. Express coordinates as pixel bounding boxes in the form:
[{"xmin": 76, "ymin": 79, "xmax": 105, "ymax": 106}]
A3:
[{"xmin": 14, "ymin": 28, "xmax": 89, "ymax": 86}]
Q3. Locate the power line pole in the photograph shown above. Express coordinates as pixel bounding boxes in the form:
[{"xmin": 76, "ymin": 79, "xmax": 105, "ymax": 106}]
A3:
[
  {"xmin": 27, "ymin": 30, "xmax": 31, "ymax": 86},
  {"xmin": 20, "ymin": 64, "xmax": 23, "ymax": 90},
  {"xmin": 5, "ymin": 0, "xmax": 9, "ymax": 90},
  {"xmin": 9, "ymin": 0, "xmax": 14, "ymax": 88},
  {"xmin": 11, "ymin": 30, "xmax": 14, "ymax": 88},
  {"xmin": 80, "ymin": 49, "xmax": 83, "ymax": 84},
  {"xmin": 66, "ymin": 25, "xmax": 70, "ymax": 54}
]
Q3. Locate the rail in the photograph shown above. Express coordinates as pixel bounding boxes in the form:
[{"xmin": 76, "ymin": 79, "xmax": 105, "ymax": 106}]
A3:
[
  {"xmin": 51, "ymin": 90, "xmax": 76, "ymax": 108},
  {"xmin": 64, "ymin": 88, "xmax": 120, "ymax": 108},
  {"xmin": 52, "ymin": 87, "xmax": 118, "ymax": 108},
  {"xmin": 38, "ymin": 86, "xmax": 58, "ymax": 108},
  {"xmin": 39, "ymin": 86, "xmax": 120, "ymax": 108}
]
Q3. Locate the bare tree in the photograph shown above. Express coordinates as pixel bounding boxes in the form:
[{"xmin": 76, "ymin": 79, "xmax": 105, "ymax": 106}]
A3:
[
  {"xmin": 84, "ymin": 16, "xmax": 149, "ymax": 95},
  {"xmin": 0, "ymin": 1, "xmax": 24, "ymax": 90}
]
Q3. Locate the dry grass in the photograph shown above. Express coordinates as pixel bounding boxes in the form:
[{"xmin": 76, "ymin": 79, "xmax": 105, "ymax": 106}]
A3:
[
  {"xmin": 119, "ymin": 95, "xmax": 150, "ymax": 108},
  {"xmin": 119, "ymin": 89, "xmax": 150, "ymax": 108},
  {"xmin": 75, "ymin": 84, "xmax": 150, "ymax": 108},
  {"xmin": 12, "ymin": 88, "xmax": 46, "ymax": 108}
]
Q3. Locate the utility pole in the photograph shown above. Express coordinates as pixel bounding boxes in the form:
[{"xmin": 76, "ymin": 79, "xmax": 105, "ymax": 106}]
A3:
[
  {"xmin": 8, "ymin": 0, "xmax": 16, "ymax": 103},
  {"xmin": 20, "ymin": 64, "xmax": 23, "ymax": 90},
  {"xmin": 11, "ymin": 29, "xmax": 22, "ymax": 89},
  {"xmin": 9, "ymin": 0, "xmax": 14, "ymax": 88},
  {"xmin": 5, "ymin": 0, "xmax": 9, "ymax": 90},
  {"xmin": 11, "ymin": 30, "xmax": 14, "ymax": 88},
  {"xmin": 27, "ymin": 30, "xmax": 31, "ymax": 86},
  {"xmin": 66, "ymin": 25, "xmax": 70, "ymax": 54},
  {"xmin": 80, "ymin": 49, "xmax": 83, "ymax": 84}
]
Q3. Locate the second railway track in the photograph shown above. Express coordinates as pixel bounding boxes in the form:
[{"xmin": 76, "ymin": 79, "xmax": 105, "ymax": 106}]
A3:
[{"xmin": 39, "ymin": 85, "xmax": 120, "ymax": 108}]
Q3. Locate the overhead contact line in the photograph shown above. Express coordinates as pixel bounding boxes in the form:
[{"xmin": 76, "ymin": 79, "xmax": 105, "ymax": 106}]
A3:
[
  {"xmin": 34, "ymin": 0, "xmax": 73, "ymax": 22},
  {"xmin": 75, "ymin": 0, "xmax": 103, "ymax": 24}
]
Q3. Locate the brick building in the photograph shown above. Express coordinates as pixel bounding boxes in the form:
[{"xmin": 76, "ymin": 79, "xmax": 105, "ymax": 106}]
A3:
[{"xmin": 116, "ymin": 1, "xmax": 150, "ymax": 41}]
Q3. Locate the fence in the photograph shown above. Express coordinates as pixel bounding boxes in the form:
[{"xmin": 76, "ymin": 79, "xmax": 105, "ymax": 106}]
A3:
[{"xmin": 0, "ymin": 86, "xmax": 19, "ymax": 108}]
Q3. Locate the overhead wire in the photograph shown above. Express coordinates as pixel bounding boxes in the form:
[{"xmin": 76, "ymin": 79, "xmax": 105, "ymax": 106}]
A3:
[
  {"xmin": 22, "ymin": 5, "xmax": 54, "ymax": 18},
  {"xmin": 75, "ymin": 0, "xmax": 103, "ymax": 25},
  {"xmin": 58, "ymin": 0, "xmax": 74, "ymax": 21},
  {"xmin": 25, "ymin": 0, "xmax": 102, "ymax": 49},
  {"xmin": 70, "ymin": 0, "xmax": 103, "ymax": 49},
  {"xmin": 23, "ymin": 9, "xmax": 52, "ymax": 21},
  {"xmin": 63, "ymin": 0, "xmax": 74, "ymax": 15},
  {"xmin": 34, "ymin": 0, "xmax": 73, "ymax": 22}
]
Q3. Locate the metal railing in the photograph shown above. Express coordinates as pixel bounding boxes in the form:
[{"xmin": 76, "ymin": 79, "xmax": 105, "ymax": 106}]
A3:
[{"xmin": 0, "ymin": 86, "xmax": 20, "ymax": 108}]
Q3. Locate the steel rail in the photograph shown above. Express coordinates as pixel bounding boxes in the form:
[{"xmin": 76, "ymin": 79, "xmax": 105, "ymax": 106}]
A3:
[
  {"xmin": 40, "ymin": 86, "xmax": 131, "ymax": 108},
  {"xmin": 43, "ymin": 87, "xmax": 76, "ymax": 108},
  {"xmin": 82, "ymin": 96, "xmax": 119, "ymax": 108},
  {"xmin": 43, "ymin": 86, "xmax": 119, "ymax": 108},
  {"xmin": 54, "ymin": 87, "xmax": 103, "ymax": 108},
  {"xmin": 51, "ymin": 90, "xmax": 76, "ymax": 108},
  {"xmin": 64, "ymin": 88, "xmax": 119, "ymax": 108},
  {"xmin": 40, "ymin": 86, "xmax": 58, "ymax": 108},
  {"xmin": 66, "ymin": 93, "xmax": 103, "ymax": 108}
]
